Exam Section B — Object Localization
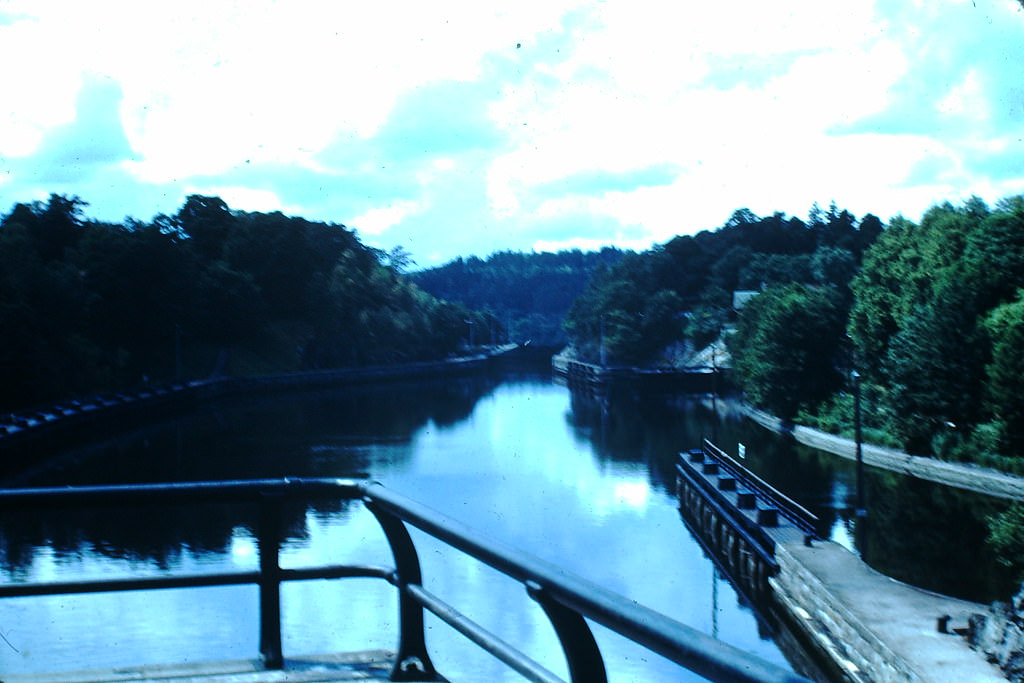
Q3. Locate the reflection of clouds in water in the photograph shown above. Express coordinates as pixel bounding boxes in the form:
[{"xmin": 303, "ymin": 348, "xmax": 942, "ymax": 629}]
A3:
[
  {"xmin": 0, "ymin": 377, "xmax": 791, "ymax": 680},
  {"xmin": 612, "ymin": 480, "xmax": 650, "ymax": 508},
  {"xmin": 229, "ymin": 529, "xmax": 256, "ymax": 560},
  {"xmin": 831, "ymin": 518, "xmax": 856, "ymax": 553}
]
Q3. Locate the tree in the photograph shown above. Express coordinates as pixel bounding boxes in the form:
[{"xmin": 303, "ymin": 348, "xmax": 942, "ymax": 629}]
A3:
[
  {"xmin": 810, "ymin": 246, "xmax": 857, "ymax": 289},
  {"xmin": 385, "ymin": 245, "xmax": 416, "ymax": 273},
  {"xmin": 881, "ymin": 265, "xmax": 992, "ymax": 456},
  {"xmin": 987, "ymin": 503, "xmax": 1024, "ymax": 583},
  {"xmin": 0, "ymin": 192, "xmax": 491, "ymax": 409},
  {"xmin": 729, "ymin": 284, "xmax": 847, "ymax": 418},
  {"xmin": 1, "ymin": 194, "xmax": 88, "ymax": 262},
  {"xmin": 849, "ymin": 202, "xmax": 984, "ymax": 381},
  {"xmin": 854, "ymin": 214, "xmax": 884, "ymax": 259},
  {"xmin": 175, "ymin": 195, "xmax": 234, "ymax": 260},
  {"xmin": 983, "ymin": 293, "xmax": 1024, "ymax": 456},
  {"xmin": 417, "ymin": 247, "xmax": 625, "ymax": 347},
  {"xmin": 848, "ymin": 216, "xmax": 917, "ymax": 379},
  {"xmin": 963, "ymin": 200, "xmax": 1024, "ymax": 312}
]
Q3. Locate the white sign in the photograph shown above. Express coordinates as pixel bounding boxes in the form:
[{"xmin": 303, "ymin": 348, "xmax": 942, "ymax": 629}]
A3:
[{"xmin": 737, "ymin": 443, "xmax": 746, "ymax": 459}]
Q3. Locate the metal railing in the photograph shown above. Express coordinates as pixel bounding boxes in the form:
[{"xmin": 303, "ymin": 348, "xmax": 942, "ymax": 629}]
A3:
[
  {"xmin": 702, "ymin": 439, "xmax": 819, "ymax": 538},
  {"xmin": 0, "ymin": 478, "xmax": 811, "ymax": 683}
]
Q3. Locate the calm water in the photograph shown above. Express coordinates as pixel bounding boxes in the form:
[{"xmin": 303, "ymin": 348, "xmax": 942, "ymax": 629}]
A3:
[{"xmin": 0, "ymin": 366, "xmax": 1014, "ymax": 679}]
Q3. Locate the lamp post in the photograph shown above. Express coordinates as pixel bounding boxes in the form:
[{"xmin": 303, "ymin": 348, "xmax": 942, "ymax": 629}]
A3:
[
  {"xmin": 710, "ymin": 340, "xmax": 718, "ymax": 443},
  {"xmin": 852, "ymin": 370, "xmax": 866, "ymax": 519},
  {"xmin": 175, "ymin": 323, "xmax": 182, "ymax": 384}
]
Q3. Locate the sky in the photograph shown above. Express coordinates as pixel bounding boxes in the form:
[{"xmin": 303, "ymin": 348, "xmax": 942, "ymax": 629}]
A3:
[{"xmin": 1, "ymin": 1, "xmax": 1023, "ymax": 267}]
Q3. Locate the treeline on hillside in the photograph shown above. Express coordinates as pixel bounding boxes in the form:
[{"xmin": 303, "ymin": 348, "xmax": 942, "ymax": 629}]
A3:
[
  {"xmin": 843, "ymin": 196, "xmax": 1024, "ymax": 464},
  {"xmin": 411, "ymin": 248, "xmax": 625, "ymax": 346},
  {"xmin": 734, "ymin": 197, "xmax": 1024, "ymax": 466},
  {"xmin": 0, "ymin": 194, "xmax": 498, "ymax": 412},
  {"xmin": 565, "ymin": 196, "xmax": 1024, "ymax": 468},
  {"xmin": 565, "ymin": 202, "xmax": 882, "ymax": 365}
]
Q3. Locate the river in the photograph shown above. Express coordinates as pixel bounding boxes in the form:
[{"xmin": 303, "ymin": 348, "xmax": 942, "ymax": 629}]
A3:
[{"xmin": 0, "ymin": 363, "xmax": 1015, "ymax": 680}]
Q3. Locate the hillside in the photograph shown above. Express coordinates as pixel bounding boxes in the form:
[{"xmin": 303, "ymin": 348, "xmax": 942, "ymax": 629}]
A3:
[{"xmin": 411, "ymin": 248, "xmax": 625, "ymax": 346}]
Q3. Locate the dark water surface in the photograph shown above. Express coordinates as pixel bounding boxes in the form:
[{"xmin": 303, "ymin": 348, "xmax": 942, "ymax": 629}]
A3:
[{"xmin": 0, "ymin": 367, "xmax": 1013, "ymax": 679}]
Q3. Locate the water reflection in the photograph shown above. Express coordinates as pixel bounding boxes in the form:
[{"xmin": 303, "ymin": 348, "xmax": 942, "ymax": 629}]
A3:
[
  {"xmin": 10, "ymin": 375, "xmax": 500, "ymax": 488},
  {"xmin": 859, "ymin": 473, "xmax": 1016, "ymax": 602},
  {"xmin": 701, "ymin": 408, "xmax": 1018, "ymax": 603},
  {"xmin": 0, "ymin": 369, "xmax": 1014, "ymax": 679},
  {"xmin": 0, "ymin": 372, "xmax": 792, "ymax": 680},
  {"xmin": 566, "ymin": 387, "xmax": 716, "ymax": 494},
  {"xmin": 0, "ymin": 376, "xmax": 501, "ymax": 596}
]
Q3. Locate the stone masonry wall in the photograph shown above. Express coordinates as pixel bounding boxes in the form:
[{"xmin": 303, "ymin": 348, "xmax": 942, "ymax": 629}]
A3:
[{"xmin": 770, "ymin": 543, "xmax": 921, "ymax": 683}]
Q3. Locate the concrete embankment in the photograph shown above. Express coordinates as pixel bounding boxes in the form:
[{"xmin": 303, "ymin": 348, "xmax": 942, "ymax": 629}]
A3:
[
  {"xmin": 551, "ymin": 352, "xmax": 725, "ymax": 393},
  {"xmin": 0, "ymin": 345, "xmax": 519, "ymax": 477},
  {"xmin": 678, "ymin": 442, "xmax": 1010, "ymax": 682},
  {"xmin": 743, "ymin": 405, "xmax": 1024, "ymax": 502},
  {"xmin": 771, "ymin": 536, "xmax": 1005, "ymax": 682}
]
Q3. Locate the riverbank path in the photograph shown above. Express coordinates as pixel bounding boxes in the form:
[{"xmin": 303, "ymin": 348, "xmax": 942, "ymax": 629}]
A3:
[
  {"xmin": 0, "ymin": 651, "xmax": 395, "ymax": 683},
  {"xmin": 743, "ymin": 406, "xmax": 1024, "ymax": 502},
  {"xmin": 772, "ymin": 536, "xmax": 1006, "ymax": 682}
]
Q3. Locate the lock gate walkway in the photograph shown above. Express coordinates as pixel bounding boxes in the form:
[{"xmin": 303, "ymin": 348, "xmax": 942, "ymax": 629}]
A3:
[
  {"xmin": 677, "ymin": 440, "xmax": 1006, "ymax": 683},
  {"xmin": 2, "ymin": 651, "xmax": 394, "ymax": 683}
]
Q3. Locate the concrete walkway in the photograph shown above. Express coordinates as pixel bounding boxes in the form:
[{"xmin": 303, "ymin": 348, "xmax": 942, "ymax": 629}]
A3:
[
  {"xmin": 1, "ymin": 651, "xmax": 396, "ymax": 683},
  {"xmin": 742, "ymin": 405, "xmax": 1024, "ymax": 502},
  {"xmin": 771, "ymin": 537, "xmax": 1005, "ymax": 682}
]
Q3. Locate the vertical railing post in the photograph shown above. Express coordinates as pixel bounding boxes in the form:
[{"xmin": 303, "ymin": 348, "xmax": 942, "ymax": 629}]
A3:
[
  {"xmin": 526, "ymin": 581, "xmax": 608, "ymax": 683},
  {"xmin": 364, "ymin": 498, "xmax": 440, "ymax": 682},
  {"xmin": 257, "ymin": 495, "xmax": 284, "ymax": 669}
]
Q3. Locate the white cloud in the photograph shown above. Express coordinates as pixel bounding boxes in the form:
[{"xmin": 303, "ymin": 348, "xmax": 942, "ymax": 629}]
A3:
[
  {"xmin": 351, "ymin": 202, "xmax": 422, "ymax": 237},
  {"xmin": 1, "ymin": 0, "xmax": 1023, "ymax": 265}
]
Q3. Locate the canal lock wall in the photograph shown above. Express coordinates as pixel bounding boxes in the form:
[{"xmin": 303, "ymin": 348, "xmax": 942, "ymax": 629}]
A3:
[
  {"xmin": 769, "ymin": 543, "xmax": 919, "ymax": 683},
  {"xmin": 0, "ymin": 346, "xmax": 519, "ymax": 480},
  {"xmin": 552, "ymin": 353, "xmax": 724, "ymax": 393},
  {"xmin": 675, "ymin": 447, "xmax": 782, "ymax": 598},
  {"xmin": 676, "ymin": 446, "xmax": 906, "ymax": 681},
  {"xmin": 675, "ymin": 442, "xmax": 1005, "ymax": 683}
]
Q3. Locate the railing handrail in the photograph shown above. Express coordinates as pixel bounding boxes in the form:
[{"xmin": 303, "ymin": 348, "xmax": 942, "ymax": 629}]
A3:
[
  {"xmin": 703, "ymin": 439, "xmax": 819, "ymax": 536},
  {"xmin": 363, "ymin": 483, "xmax": 806, "ymax": 683},
  {"xmin": 0, "ymin": 478, "xmax": 811, "ymax": 683}
]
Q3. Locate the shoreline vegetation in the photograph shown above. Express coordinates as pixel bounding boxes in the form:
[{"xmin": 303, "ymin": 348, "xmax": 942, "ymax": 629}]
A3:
[
  {"xmin": 562, "ymin": 197, "xmax": 1024, "ymax": 474},
  {"xmin": 4, "ymin": 190, "xmax": 1023, "ymax": 585},
  {"xmin": 558, "ymin": 196, "xmax": 1024, "ymax": 585},
  {"xmin": 0, "ymin": 194, "xmax": 506, "ymax": 414},
  {"xmin": 741, "ymin": 403, "xmax": 1024, "ymax": 503}
]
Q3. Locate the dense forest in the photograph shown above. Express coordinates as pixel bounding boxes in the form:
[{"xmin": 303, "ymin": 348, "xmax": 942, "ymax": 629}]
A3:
[
  {"xmin": 0, "ymin": 194, "xmax": 499, "ymax": 412},
  {"xmin": 565, "ymin": 197, "xmax": 1024, "ymax": 470},
  {"xmin": 564, "ymin": 202, "xmax": 882, "ymax": 366},
  {"xmin": 4, "ymin": 191, "xmax": 1023, "ymax": 572},
  {"xmin": 565, "ymin": 197, "xmax": 1024, "ymax": 576},
  {"xmin": 411, "ymin": 248, "xmax": 625, "ymax": 346}
]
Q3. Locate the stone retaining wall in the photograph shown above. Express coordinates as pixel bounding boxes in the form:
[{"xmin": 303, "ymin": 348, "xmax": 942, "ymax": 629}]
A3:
[{"xmin": 770, "ymin": 543, "xmax": 921, "ymax": 683}]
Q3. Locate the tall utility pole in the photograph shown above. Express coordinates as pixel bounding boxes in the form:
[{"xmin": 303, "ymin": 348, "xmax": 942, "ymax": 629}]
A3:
[
  {"xmin": 853, "ymin": 370, "xmax": 865, "ymax": 519},
  {"xmin": 175, "ymin": 323, "xmax": 182, "ymax": 384}
]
